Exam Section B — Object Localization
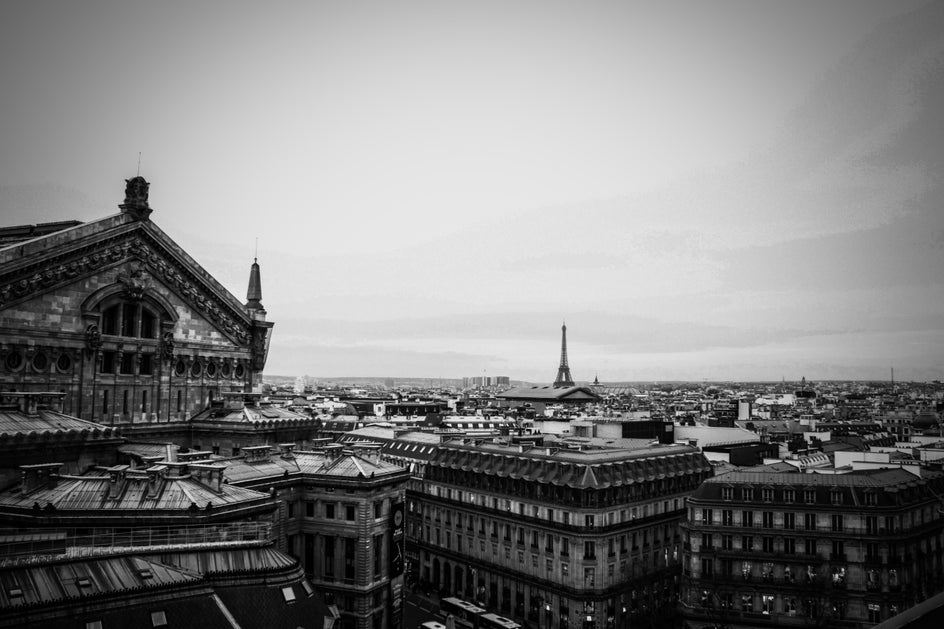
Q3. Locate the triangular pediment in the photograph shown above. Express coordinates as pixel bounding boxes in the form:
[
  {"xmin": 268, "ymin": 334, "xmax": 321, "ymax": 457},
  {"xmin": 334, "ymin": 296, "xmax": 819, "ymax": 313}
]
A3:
[{"xmin": 0, "ymin": 214, "xmax": 253, "ymax": 346}]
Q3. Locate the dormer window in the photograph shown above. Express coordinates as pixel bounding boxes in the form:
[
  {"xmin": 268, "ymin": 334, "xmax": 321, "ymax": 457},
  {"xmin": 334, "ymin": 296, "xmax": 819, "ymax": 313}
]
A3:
[{"xmin": 722, "ymin": 486, "xmax": 733, "ymax": 501}]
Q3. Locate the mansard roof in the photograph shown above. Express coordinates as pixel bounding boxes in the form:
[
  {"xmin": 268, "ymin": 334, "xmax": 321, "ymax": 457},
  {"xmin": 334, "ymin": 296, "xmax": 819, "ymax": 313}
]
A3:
[
  {"xmin": 427, "ymin": 441, "xmax": 710, "ymax": 490},
  {"xmin": 0, "ymin": 405, "xmax": 118, "ymax": 442},
  {"xmin": 0, "ymin": 465, "xmax": 274, "ymax": 521},
  {"xmin": 690, "ymin": 467, "xmax": 944, "ymax": 507},
  {"xmin": 0, "ymin": 554, "xmax": 201, "ymax": 610},
  {"xmin": 218, "ymin": 446, "xmax": 408, "ymax": 485},
  {"xmin": 496, "ymin": 385, "xmax": 601, "ymax": 402}
]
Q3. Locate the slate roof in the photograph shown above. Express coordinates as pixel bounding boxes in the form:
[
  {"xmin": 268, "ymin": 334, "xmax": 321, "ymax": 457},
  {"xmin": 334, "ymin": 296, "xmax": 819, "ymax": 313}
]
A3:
[
  {"xmin": 221, "ymin": 449, "xmax": 407, "ymax": 485},
  {"xmin": 428, "ymin": 443, "xmax": 711, "ymax": 489},
  {"xmin": 0, "ymin": 408, "xmax": 117, "ymax": 441},
  {"xmin": 0, "ymin": 471, "xmax": 272, "ymax": 515},
  {"xmin": 0, "ymin": 554, "xmax": 200, "ymax": 610},
  {"xmin": 689, "ymin": 467, "xmax": 944, "ymax": 507},
  {"xmin": 496, "ymin": 385, "xmax": 601, "ymax": 402}
]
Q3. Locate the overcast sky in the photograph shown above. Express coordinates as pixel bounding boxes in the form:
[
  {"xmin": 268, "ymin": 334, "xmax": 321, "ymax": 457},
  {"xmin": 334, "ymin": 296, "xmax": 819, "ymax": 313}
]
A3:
[{"xmin": 2, "ymin": 0, "xmax": 942, "ymax": 382}]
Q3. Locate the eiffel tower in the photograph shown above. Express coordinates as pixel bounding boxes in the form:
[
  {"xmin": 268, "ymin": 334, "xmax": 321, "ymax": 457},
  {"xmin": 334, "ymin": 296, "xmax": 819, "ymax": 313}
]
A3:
[{"xmin": 554, "ymin": 321, "xmax": 575, "ymax": 387}]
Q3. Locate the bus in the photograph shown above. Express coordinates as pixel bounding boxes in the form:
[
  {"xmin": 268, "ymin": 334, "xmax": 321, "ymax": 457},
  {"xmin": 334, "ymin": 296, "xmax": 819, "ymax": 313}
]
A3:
[
  {"xmin": 478, "ymin": 613, "xmax": 522, "ymax": 629},
  {"xmin": 439, "ymin": 597, "xmax": 487, "ymax": 628}
]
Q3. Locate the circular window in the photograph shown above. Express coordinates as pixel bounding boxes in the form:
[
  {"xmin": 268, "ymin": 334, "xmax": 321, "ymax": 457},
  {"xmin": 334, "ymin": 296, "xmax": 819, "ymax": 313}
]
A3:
[
  {"xmin": 31, "ymin": 352, "xmax": 49, "ymax": 372},
  {"xmin": 56, "ymin": 353, "xmax": 73, "ymax": 373},
  {"xmin": 190, "ymin": 360, "xmax": 203, "ymax": 378},
  {"xmin": 234, "ymin": 363, "xmax": 245, "ymax": 379},
  {"xmin": 220, "ymin": 362, "xmax": 232, "ymax": 378},
  {"xmin": 205, "ymin": 361, "xmax": 217, "ymax": 378},
  {"xmin": 174, "ymin": 359, "xmax": 187, "ymax": 377},
  {"xmin": 5, "ymin": 352, "xmax": 24, "ymax": 371}
]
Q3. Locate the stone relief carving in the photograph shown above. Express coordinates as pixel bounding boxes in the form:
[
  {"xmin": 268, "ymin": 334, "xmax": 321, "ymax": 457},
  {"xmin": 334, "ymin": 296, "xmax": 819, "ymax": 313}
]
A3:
[
  {"xmin": 0, "ymin": 234, "xmax": 251, "ymax": 346},
  {"xmin": 84, "ymin": 323, "xmax": 103, "ymax": 354}
]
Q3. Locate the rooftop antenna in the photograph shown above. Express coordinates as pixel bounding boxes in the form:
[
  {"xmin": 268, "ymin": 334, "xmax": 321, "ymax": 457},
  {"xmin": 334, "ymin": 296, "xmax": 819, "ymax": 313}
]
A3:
[{"xmin": 136, "ymin": 152, "xmax": 142, "ymax": 176}]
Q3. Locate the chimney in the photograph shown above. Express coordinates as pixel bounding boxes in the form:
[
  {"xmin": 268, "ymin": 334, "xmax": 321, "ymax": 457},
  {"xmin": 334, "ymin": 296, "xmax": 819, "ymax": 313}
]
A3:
[
  {"xmin": 165, "ymin": 444, "xmax": 177, "ymax": 463},
  {"xmin": 106, "ymin": 465, "xmax": 129, "ymax": 499},
  {"xmin": 243, "ymin": 445, "xmax": 272, "ymax": 463},
  {"xmin": 146, "ymin": 465, "xmax": 166, "ymax": 497},
  {"xmin": 278, "ymin": 443, "xmax": 296, "ymax": 460},
  {"xmin": 20, "ymin": 463, "xmax": 62, "ymax": 495},
  {"xmin": 162, "ymin": 462, "xmax": 189, "ymax": 478},
  {"xmin": 189, "ymin": 463, "xmax": 227, "ymax": 494}
]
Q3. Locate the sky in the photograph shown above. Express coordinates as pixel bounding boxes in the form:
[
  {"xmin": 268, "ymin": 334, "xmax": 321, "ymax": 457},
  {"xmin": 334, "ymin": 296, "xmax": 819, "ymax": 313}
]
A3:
[{"xmin": 1, "ymin": 0, "xmax": 943, "ymax": 382}]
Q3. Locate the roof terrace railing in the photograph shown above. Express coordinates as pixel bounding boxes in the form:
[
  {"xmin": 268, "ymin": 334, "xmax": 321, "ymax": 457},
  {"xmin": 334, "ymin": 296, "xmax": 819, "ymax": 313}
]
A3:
[{"xmin": 0, "ymin": 521, "xmax": 273, "ymax": 566}]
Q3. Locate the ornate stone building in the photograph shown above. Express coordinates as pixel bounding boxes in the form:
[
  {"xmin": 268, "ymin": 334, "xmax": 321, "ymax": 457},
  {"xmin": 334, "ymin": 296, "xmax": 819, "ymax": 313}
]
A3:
[{"xmin": 0, "ymin": 176, "xmax": 273, "ymax": 425}]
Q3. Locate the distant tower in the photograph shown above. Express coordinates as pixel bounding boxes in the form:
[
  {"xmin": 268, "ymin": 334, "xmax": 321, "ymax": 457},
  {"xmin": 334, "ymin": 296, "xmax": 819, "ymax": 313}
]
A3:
[{"xmin": 554, "ymin": 322, "xmax": 575, "ymax": 387}]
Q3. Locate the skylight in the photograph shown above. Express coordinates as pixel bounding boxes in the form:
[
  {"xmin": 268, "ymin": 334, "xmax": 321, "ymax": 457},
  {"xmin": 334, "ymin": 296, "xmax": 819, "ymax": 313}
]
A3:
[{"xmin": 281, "ymin": 585, "xmax": 297, "ymax": 603}]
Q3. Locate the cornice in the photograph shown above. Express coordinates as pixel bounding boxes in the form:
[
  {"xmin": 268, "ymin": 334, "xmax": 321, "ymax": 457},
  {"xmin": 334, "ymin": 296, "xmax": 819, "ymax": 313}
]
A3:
[{"xmin": 0, "ymin": 225, "xmax": 252, "ymax": 346}]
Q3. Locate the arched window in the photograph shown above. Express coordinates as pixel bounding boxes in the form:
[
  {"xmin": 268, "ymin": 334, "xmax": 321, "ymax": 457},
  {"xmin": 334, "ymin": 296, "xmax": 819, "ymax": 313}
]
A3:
[{"xmin": 102, "ymin": 301, "xmax": 161, "ymax": 339}]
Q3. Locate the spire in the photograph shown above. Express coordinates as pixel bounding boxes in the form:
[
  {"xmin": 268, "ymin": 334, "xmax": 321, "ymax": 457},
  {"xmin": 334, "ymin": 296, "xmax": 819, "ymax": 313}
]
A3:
[
  {"xmin": 246, "ymin": 256, "xmax": 264, "ymax": 312},
  {"xmin": 554, "ymin": 321, "xmax": 575, "ymax": 387}
]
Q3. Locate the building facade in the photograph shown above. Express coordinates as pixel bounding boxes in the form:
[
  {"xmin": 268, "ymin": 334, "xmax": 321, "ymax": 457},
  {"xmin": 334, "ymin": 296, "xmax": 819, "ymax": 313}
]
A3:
[
  {"xmin": 0, "ymin": 176, "xmax": 273, "ymax": 425},
  {"xmin": 341, "ymin": 427, "xmax": 713, "ymax": 628},
  {"xmin": 222, "ymin": 443, "xmax": 411, "ymax": 629},
  {"xmin": 680, "ymin": 468, "xmax": 944, "ymax": 628}
]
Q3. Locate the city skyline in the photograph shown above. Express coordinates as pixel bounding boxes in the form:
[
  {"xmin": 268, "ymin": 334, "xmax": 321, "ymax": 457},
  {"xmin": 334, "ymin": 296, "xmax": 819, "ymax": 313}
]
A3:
[{"xmin": 2, "ymin": 1, "xmax": 942, "ymax": 382}]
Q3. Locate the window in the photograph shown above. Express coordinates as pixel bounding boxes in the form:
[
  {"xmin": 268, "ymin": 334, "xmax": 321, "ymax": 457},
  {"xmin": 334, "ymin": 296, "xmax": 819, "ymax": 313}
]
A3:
[
  {"xmin": 722, "ymin": 535, "xmax": 733, "ymax": 550},
  {"xmin": 831, "ymin": 540, "xmax": 844, "ymax": 560},
  {"xmin": 374, "ymin": 501, "xmax": 382, "ymax": 518},
  {"xmin": 281, "ymin": 586, "xmax": 297, "ymax": 603},
  {"xmin": 141, "ymin": 390, "xmax": 148, "ymax": 414},
  {"xmin": 762, "ymin": 511, "xmax": 774, "ymax": 528},
  {"xmin": 584, "ymin": 567, "xmax": 595, "ymax": 587},
  {"xmin": 742, "ymin": 487, "xmax": 753, "ymax": 501},
  {"xmin": 762, "ymin": 487, "xmax": 773, "ymax": 502},
  {"xmin": 561, "ymin": 562, "xmax": 569, "ymax": 576},
  {"xmin": 742, "ymin": 536, "xmax": 753, "ymax": 551},
  {"xmin": 701, "ymin": 533, "xmax": 713, "ymax": 550},
  {"xmin": 805, "ymin": 539, "xmax": 816, "ymax": 556},
  {"xmin": 831, "ymin": 514, "xmax": 844, "ymax": 532},
  {"xmin": 140, "ymin": 353, "xmax": 153, "ymax": 375},
  {"xmin": 783, "ymin": 488, "xmax": 795, "ymax": 503},
  {"xmin": 804, "ymin": 489, "xmax": 816, "ymax": 503},
  {"xmin": 585, "ymin": 514, "xmax": 595, "ymax": 528},
  {"xmin": 86, "ymin": 622, "xmax": 103, "ymax": 629},
  {"xmin": 326, "ymin": 504, "xmax": 335, "ymax": 519},
  {"xmin": 701, "ymin": 558, "xmax": 713, "ymax": 577},
  {"xmin": 784, "ymin": 512, "xmax": 795, "ymax": 530},
  {"xmin": 830, "ymin": 490, "xmax": 843, "ymax": 505},
  {"xmin": 742, "ymin": 511, "xmax": 754, "ymax": 527},
  {"xmin": 722, "ymin": 509, "xmax": 733, "ymax": 526},
  {"xmin": 101, "ymin": 351, "xmax": 116, "ymax": 374},
  {"xmin": 701, "ymin": 508, "xmax": 713, "ymax": 524},
  {"xmin": 306, "ymin": 501, "xmax": 315, "ymax": 518},
  {"xmin": 346, "ymin": 505, "xmax": 356, "ymax": 521},
  {"xmin": 584, "ymin": 541, "xmax": 596, "ymax": 559},
  {"xmin": 804, "ymin": 513, "xmax": 816, "ymax": 531},
  {"xmin": 151, "ymin": 611, "xmax": 168, "ymax": 627},
  {"xmin": 762, "ymin": 594, "xmax": 774, "ymax": 614},
  {"xmin": 762, "ymin": 537, "xmax": 774, "ymax": 553},
  {"xmin": 102, "ymin": 390, "xmax": 109, "ymax": 415},
  {"xmin": 784, "ymin": 538, "xmax": 796, "ymax": 554},
  {"xmin": 740, "ymin": 594, "xmax": 753, "ymax": 612}
]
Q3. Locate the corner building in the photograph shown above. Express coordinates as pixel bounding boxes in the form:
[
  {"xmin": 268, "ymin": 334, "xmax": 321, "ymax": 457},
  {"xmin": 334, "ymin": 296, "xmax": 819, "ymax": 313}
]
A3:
[
  {"xmin": 679, "ymin": 468, "xmax": 944, "ymax": 628},
  {"xmin": 351, "ymin": 429, "xmax": 713, "ymax": 628}
]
